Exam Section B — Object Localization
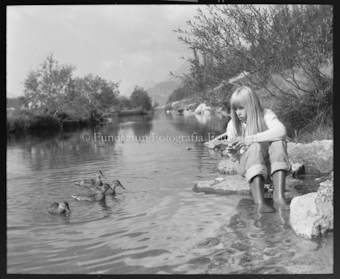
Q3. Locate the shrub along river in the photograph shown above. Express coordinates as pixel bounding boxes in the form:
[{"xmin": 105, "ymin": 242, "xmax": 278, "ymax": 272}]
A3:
[{"xmin": 7, "ymin": 112, "xmax": 333, "ymax": 274}]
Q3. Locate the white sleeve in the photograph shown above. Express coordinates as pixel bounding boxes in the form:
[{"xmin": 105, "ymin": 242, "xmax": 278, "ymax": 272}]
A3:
[
  {"xmin": 245, "ymin": 109, "xmax": 287, "ymax": 142},
  {"xmin": 226, "ymin": 120, "xmax": 238, "ymax": 141}
]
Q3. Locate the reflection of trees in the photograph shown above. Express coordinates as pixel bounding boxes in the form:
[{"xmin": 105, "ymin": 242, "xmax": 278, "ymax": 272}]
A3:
[
  {"xmin": 116, "ymin": 114, "xmax": 154, "ymax": 139},
  {"xmin": 7, "ymin": 115, "xmax": 157, "ymax": 173},
  {"xmin": 8, "ymin": 125, "xmax": 121, "ymax": 172}
]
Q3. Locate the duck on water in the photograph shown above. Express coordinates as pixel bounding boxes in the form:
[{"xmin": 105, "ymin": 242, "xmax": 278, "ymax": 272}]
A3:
[
  {"xmin": 47, "ymin": 202, "xmax": 71, "ymax": 216},
  {"xmin": 74, "ymin": 170, "xmax": 106, "ymax": 187},
  {"xmin": 71, "ymin": 184, "xmax": 111, "ymax": 202},
  {"xmin": 90, "ymin": 180, "xmax": 126, "ymax": 196}
]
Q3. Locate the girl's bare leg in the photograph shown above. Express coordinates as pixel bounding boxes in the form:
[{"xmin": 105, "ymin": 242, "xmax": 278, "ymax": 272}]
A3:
[{"xmin": 250, "ymin": 175, "xmax": 275, "ymax": 213}]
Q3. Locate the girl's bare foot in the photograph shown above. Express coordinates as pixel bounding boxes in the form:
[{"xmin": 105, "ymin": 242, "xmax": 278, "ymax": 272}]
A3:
[{"xmin": 253, "ymin": 203, "xmax": 275, "ymax": 213}]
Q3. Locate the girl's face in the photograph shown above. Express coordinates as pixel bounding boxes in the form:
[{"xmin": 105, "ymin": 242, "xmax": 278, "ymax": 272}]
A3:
[{"xmin": 234, "ymin": 106, "xmax": 247, "ymax": 122}]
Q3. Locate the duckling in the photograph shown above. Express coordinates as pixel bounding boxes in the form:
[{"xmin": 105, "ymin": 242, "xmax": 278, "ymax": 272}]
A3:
[
  {"xmin": 47, "ymin": 202, "xmax": 71, "ymax": 216},
  {"xmin": 74, "ymin": 170, "xmax": 106, "ymax": 187},
  {"xmin": 91, "ymin": 180, "xmax": 126, "ymax": 195},
  {"xmin": 71, "ymin": 184, "xmax": 110, "ymax": 202}
]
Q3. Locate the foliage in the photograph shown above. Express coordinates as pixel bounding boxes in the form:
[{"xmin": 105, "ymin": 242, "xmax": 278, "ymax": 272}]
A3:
[
  {"xmin": 117, "ymin": 95, "xmax": 132, "ymax": 111},
  {"xmin": 288, "ymin": 125, "xmax": 333, "ymax": 144},
  {"xmin": 130, "ymin": 86, "xmax": 152, "ymax": 111},
  {"xmin": 71, "ymin": 74, "xmax": 120, "ymax": 122},
  {"xmin": 164, "ymin": 104, "xmax": 174, "ymax": 111},
  {"xmin": 166, "ymin": 84, "xmax": 195, "ymax": 104},
  {"xmin": 7, "ymin": 109, "xmax": 58, "ymax": 133},
  {"xmin": 173, "ymin": 4, "xmax": 333, "ymax": 133},
  {"xmin": 7, "ymin": 96, "xmax": 27, "ymax": 110},
  {"xmin": 153, "ymin": 101, "xmax": 160, "ymax": 108},
  {"xmin": 22, "ymin": 53, "xmax": 121, "ymax": 128},
  {"xmin": 23, "ymin": 53, "xmax": 76, "ymax": 113}
]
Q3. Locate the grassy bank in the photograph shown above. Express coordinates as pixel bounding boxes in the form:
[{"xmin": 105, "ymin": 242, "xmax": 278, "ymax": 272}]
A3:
[
  {"xmin": 6, "ymin": 108, "xmax": 154, "ymax": 134},
  {"xmin": 6, "ymin": 110, "xmax": 88, "ymax": 134}
]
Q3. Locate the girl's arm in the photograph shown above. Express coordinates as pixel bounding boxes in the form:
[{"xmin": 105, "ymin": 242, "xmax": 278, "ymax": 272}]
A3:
[{"xmin": 245, "ymin": 109, "xmax": 286, "ymax": 142}]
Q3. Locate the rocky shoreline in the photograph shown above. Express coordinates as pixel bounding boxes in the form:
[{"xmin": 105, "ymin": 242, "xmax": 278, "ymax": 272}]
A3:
[{"xmin": 195, "ymin": 140, "xmax": 334, "ymax": 239}]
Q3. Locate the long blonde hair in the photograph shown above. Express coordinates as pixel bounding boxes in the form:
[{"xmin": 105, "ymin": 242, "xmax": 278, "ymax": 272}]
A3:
[{"xmin": 230, "ymin": 86, "xmax": 267, "ymax": 137}]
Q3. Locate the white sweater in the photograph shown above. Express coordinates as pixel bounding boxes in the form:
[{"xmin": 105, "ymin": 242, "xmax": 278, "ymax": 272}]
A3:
[{"xmin": 226, "ymin": 108, "xmax": 287, "ymax": 142}]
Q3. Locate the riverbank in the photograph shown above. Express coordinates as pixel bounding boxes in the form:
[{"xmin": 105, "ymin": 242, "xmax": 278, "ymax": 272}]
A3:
[{"xmin": 6, "ymin": 108, "xmax": 154, "ymax": 134}]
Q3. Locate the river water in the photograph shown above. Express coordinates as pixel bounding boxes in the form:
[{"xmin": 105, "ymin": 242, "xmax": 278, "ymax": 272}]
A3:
[{"xmin": 7, "ymin": 112, "xmax": 333, "ymax": 274}]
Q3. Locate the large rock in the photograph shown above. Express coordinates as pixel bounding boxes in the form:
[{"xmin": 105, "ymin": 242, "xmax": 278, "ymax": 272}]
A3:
[
  {"xmin": 290, "ymin": 178, "xmax": 333, "ymax": 239},
  {"xmin": 193, "ymin": 177, "xmax": 250, "ymax": 195},
  {"xmin": 287, "ymin": 140, "xmax": 333, "ymax": 174}
]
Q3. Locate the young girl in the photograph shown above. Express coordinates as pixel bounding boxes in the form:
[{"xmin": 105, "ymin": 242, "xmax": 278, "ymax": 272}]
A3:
[{"xmin": 225, "ymin": 86, "xmax": 290, "ymax": 213}]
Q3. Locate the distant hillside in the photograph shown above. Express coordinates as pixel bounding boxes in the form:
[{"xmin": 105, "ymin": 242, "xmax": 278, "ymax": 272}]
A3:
[
  {"xmin": 141, "ymin": 80, "xmax": 158, "ymax": 91},
  {"xmin": 147, "ymin": 80, "xmax": 182, "ymax": 105},
  {"xmin": 166, "ymin": 83, "xmax": 195, "ymax": 104},
  {"xmin": 146, "ymin": 61, "xmax": 191, "ymax": 105}
]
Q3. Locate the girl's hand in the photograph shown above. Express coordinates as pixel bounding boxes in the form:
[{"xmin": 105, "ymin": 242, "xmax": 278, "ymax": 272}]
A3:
[
  {"xmin": 225, "ymin": 146, "xmax": 238, "ymax": 154},
  {"xmin": 225, "ymin": 139, "xmax": 240, "ymax": 155},
  {"xmin": 234, "ymin": 138, "xmax": 253, "ymax": 149}
]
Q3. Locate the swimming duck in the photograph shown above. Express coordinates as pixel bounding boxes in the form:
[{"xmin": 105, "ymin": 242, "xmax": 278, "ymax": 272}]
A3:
[
  {"xmin": 74, "ymin": 170, "xmax": 106, "ymax": 187},
  {"xmin": 90, "ymin": 180, "xmax": 126, "ymax": 195},
  {"xmin": 47, "ymin": 202, "xmax": 71, "ymax": 216},
  {"xmin": 71, "ymin": 184, "xmax": 110, "ymax": 202}
]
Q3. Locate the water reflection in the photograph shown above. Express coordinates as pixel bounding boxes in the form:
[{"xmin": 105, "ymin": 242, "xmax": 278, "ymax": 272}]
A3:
[{"xmin": 194, "ymin": 114, "xmax": 210, "ymax": 125}]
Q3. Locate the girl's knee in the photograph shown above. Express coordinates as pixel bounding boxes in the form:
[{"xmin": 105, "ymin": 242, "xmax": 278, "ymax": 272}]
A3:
[
  {"xmin": 246, "ymin": 142, "xmax": 267, "ymax": 158},
  {"xmin": 248, "ymin": 142, "xmax": 262, "ymax": 152},
  {"xmin": 270, "ymin": 139, "xmax": 287, "ymax": 150}
]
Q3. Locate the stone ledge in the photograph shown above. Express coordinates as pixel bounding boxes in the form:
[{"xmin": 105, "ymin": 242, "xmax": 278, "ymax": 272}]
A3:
[{"xmin": 193, "ymin": 177, "xmax": 250, "ymax": 195}]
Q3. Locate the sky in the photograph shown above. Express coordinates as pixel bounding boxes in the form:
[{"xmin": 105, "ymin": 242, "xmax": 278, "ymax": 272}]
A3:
[{"xmin": 7, "ymin": 4, "xmax": 202, "ymax": 97}]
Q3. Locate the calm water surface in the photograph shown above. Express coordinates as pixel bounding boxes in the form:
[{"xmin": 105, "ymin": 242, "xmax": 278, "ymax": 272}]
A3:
[{"xmin": 7, "ymin": 113, "xmax": 333, "ymax": 274}]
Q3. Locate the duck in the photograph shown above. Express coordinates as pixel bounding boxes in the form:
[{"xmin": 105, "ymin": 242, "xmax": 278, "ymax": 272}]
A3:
[
  {"xmin": 47, "ymin": 202, "xmax": 71, "ymax": 216},
  {"xmin": 90, "ymin": 180, "xmax": 126, "ymax": 196},
  {"xmin": 71, "ymin": 183, "xmax": 110, "ymax": 202},
  {"xmin": 74, "ymin": 170, "xmax": 106, "ymax": 187}
]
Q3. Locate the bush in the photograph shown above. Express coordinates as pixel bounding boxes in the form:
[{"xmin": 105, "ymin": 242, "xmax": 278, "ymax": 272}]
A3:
[
  {"xmin": 288, "ymin": 125, "xmax": 333, "ymax": 143},
  {"xmin": 255, "ymin": 63, "xmax": 333, "ymax": 137}
]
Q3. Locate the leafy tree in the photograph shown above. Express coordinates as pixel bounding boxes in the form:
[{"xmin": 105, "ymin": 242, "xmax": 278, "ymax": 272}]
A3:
[
  {"xmin": 117, "ymin": 95, "xmax": 132, "ymax": 111},
  {"xmin": 72, "ymin": 74, "xmax": 120, "ymax": 122},
  {"xmin": 129, "ymin": 86, "xmax": 152, "ymax": 111},
  {"xmin": 23, "ymin": 53, "xmax": 76, "ymax": 114}
]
